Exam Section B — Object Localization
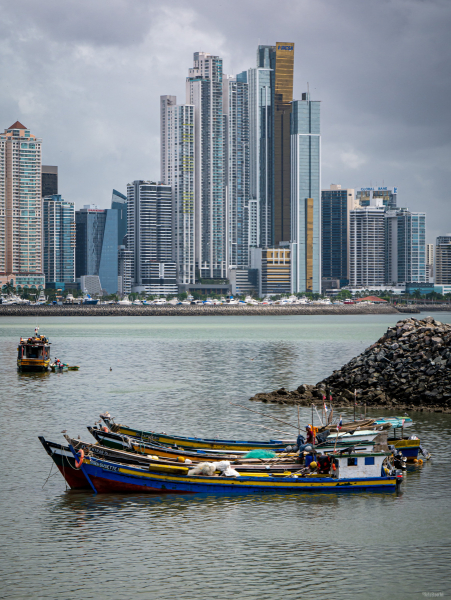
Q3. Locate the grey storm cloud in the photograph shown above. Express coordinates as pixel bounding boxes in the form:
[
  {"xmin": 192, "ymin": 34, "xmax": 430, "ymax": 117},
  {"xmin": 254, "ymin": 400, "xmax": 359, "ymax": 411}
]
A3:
[{"xmin": 1, "ymin": 0, "xmax": 450, "ymax": 242}]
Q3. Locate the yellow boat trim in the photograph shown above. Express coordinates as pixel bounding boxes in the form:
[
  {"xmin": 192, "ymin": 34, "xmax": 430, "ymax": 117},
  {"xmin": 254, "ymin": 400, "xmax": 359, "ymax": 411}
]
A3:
[{"xmin": 86, "ymin": 459, "xmax": 393, "ymax": 488}]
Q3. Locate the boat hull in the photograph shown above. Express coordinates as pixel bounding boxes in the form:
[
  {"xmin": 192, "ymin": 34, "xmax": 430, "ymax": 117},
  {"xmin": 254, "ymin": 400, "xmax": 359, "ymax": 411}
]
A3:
[
  {"xmin": 38, "ymin": 437, "xmax": 90, "ymax": 489},
  {"xmin": 18, "ymin": 358, "xmax": 50, "ymax": 372},
  {"xmin": 80, "ymin": 456, "xmax": 399, "ymax": 495},
  {"xmin": 105, "ymin": 421, "xmax": 291, "ymax": 452},
  {"xmin": 391, "ymin": 438, "xmax": 420, "ymax": 460}
]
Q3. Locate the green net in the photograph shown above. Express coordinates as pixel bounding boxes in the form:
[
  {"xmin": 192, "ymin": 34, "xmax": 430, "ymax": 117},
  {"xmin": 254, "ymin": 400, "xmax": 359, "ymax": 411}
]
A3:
[{"xmin": 243, "ymin": 449, "xmax": 277, "ymax": 459}]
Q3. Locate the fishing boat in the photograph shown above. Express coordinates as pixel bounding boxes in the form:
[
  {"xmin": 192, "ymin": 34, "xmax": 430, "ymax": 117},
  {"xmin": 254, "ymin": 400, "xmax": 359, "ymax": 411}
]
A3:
[
  {"xmin": 100, "ymin": 414, "xmax": 294, "ymax": 452},
  {"xmin": 89, "ymin": 426, "xmax": 380, "ymax": 461},
  {"xmin": 42, "ymin": 435, "xmax": 354, "ymax": 491},
  {"xmin": 50, "ymin": 363, "xmax": 80, "ymax": 372},
  {"xmin": 66, "ymin": 446, "xmax": 403, "ymax": 495},
  {"xmin": 17, "ymin": 328, "xmax": 51, "ymax": 372}
]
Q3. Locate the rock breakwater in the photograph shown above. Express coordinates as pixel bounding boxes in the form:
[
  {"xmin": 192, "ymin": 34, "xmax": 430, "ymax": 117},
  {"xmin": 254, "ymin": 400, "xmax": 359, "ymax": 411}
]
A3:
[
  {"xmin": 0, "ymin": 304, "xmax": 400, "ymax": 317},
  {"xmin": 249, "ymin": 317, "xmax": 451, "ymax": 412}
]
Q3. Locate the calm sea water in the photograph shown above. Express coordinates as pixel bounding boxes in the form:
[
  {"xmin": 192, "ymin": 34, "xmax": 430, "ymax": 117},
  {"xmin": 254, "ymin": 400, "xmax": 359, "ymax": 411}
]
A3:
[{"xmin": 1, "ymin": 313, "xmax": 451, "ymax": 600}]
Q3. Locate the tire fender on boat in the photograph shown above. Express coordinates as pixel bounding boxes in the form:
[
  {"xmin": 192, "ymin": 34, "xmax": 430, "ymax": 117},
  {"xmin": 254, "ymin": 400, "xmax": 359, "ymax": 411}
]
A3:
[{"xmin": 75, "ymin": 449, "xmax": 84, "ymax": 468}]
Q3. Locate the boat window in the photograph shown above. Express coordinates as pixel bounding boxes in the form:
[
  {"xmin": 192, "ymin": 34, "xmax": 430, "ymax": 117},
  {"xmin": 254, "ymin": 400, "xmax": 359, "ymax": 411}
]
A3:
[
  {"xmin": 347, "ymin": 457, "xmax": 358, "ymax": 466},
  {"xmin": 365, "ymin": 457, "xmax": 375, "ymax": 465}
]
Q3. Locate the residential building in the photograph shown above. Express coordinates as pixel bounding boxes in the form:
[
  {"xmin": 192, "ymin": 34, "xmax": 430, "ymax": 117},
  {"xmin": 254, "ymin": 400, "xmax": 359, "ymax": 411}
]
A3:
[
  {"xmin": 349, "ymin": 201, "xmax": 386, "ymax": 287},
  {"xmin": 290, "ymin": 94, "xmax": 321, "ymax": 293},
  {"xmin": 426, "ymin": 243, "xmax": 434, "ymax": 280},
  {"xmin": 356, "ymin": 187, "xmax": 397, "ymax": 210},
  {"xmin": 223, "ymin": 72, "xmax": 250, "ymax": 270},
  {"xmin": 0, "ymin": 121, "xmax": 45, "ymax": 289},
  {"xmin": 248, "ymin": 63, "xmax": 272, "ymax": 247},
  {"xmin": 118, "ymin": 245, "xmax": 132, "ymax": 296},
  {"xmin": 186, "ymin": 52, "xmax": 226, "ymax": 279},
  {"xmin": 126, "ymin": 181, "xmax": 177, "ymax": 295},
  {"xmin": 385, "ymin": 208, "xmax": 426, "ymax": 285},
  {"xmin": 160, "ymin": 95, "xmax": 195, "ymax": 284},
  {"xmin": 321, "ymin": 184, "xmax": 355, "ymax": 286},
  {"xmin": 43, "ymin": 195, "xmax": 75, "ymax": 288},
  {"xmin": 435, "ymin": 235, "xmax": 451, "ymax": 284},
  {"xmin": 251, "ymin": 246, "xmax": 291, "ymax": 296},
  {"xmin": 41, "ymin": 165, "xmax": 58, "ymax": 197},
  {"xmin": 111, "ymin": 189, "xmax": 127, "ymax": 246},
  {"xmin": 75, "ymin": 205, "xmax": 118, "ymax": 294}
]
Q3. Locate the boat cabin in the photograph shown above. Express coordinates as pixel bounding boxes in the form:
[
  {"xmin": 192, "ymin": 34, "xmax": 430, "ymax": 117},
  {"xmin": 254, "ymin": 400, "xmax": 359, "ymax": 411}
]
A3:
[{"xmin": 333, "ymin": 452, "xmax": 390, "ymax": 479}]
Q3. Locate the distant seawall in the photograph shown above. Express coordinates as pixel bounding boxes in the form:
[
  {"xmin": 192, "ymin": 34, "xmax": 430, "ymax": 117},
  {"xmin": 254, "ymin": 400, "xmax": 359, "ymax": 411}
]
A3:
[{"xmin": 0, "ymin": 304, "xmax": 402, "ymax": 317}]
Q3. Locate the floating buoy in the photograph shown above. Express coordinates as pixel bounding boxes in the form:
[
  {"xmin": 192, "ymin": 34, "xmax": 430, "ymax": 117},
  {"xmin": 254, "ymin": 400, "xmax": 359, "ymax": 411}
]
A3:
[
  {"xmin": 75, "ymin": 449, "xmax": 84, "ymax": 468},
  {"xmin": 418, "ymin": 458, "xmax": 423, "ymax": 465}
]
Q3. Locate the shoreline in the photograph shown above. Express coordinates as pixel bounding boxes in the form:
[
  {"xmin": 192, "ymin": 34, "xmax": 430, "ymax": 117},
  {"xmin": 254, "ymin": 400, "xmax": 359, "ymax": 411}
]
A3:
[{"xmin": 0, "ymin": 304, "xmax": 405, "ymax": 316}]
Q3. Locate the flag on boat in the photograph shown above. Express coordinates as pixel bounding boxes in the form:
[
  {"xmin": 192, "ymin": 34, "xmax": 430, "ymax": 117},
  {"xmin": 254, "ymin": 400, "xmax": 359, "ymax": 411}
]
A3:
[
  {"xmin": 337, "ymin": 416, "xmax": 343, "ymax": 431},
  {"xmin": 324, "ymin": 401, "xmax": 328, "ymax": 414}
]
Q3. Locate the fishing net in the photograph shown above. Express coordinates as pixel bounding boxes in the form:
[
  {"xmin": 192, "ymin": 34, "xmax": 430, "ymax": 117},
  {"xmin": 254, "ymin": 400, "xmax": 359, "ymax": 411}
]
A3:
[{"xmin": 243, "ymin": 449, "xmax": 276, "ymax": 459}]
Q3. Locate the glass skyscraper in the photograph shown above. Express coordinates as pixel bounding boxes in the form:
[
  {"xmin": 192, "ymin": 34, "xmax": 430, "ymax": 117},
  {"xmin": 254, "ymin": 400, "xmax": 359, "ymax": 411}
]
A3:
[
  {"xmin": 75, "ymin": 206, "xmax": 118, "ymax": 294},
  {"xmin": 290, "ymin": 95, "xmax": 321, "ymax": 293},
  {"xmin": 111, "ymin": 189, "xmax": 127, "ymax": 246},
  {"xmin": 224, "ymin": 72, "xmax": 250, "ymax": 269},
  {"xmin": 436, "ymin": 235, "xmax": 451, "ymax": 285},
  {"xmin": 43, "ymin": 195, "xmax": 75, "ymax": 287},
  {"xmin": 160, "ymin": 95, "xmax": 195, "ymax": 284},
  {"xmin": 248, "ymin": 65, "xmax": 272, "ymax": 248},
  {"xmin": 321, "ymin": 185, "xmax": 355, "ymax": 284},
  {"xmin": 187, "ymin": 52, "xmax": 226, "ymax": 279}
]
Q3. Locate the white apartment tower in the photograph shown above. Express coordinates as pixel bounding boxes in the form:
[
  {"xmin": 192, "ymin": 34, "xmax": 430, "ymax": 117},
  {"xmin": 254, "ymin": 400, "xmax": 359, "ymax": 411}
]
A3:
[
  {"xmin": 349, "ymin": 200, "xmax": 386, "ymax": 288},
  {"xmin": 223, "ymin": 73, "xmax": 250, "ymax": 270},
  {"xmin": 126, "ymin": 181, "xmax": 177, "ymax": 295},
  {"xmin": 186, "ymin": 52, "xmax": 226, "ymax": 279},
  {"xmin": 160, "ymin": 95, "xmax": 195, "ymax": 284},
  {"xmin": 248, "ymin": 66, "xmax": 272, "ymax": 248},
  {"xmin": 0, "ymin": 122, "xmax": 45, "ymax": 289}
]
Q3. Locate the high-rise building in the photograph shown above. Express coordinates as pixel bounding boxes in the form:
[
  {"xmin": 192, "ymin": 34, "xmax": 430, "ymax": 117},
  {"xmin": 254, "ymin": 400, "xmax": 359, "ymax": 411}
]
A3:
[
  {"xmin": 0, "ymin": 121, "xmax": 45, "ymax": 289},
  {"xmin": 385, "ymin": 208, "xmax": 426, "ymax": 285},
  {"xmin": 126, "ymin": 181, "xmax": 177, "ymax": 295},
  {"xmin": 349, "ymin": 202, "xmax": 386, "ymax": 288},
  {"xmin": 251, "ymin": 246, "xmax": 291, "ymax": 296},
  {"xmin": 321, "ymin": 184, "xmax": 355, "ymax": 285},
  {"xmin": 75, "ymin": 206, "xmax": 118, "ymax": 294},
  {"xmin": 160, "ymin": 95, "xmax": 195, "ymax": 284},
  {"xmin": 248, "ymin": 64, "xmax": 272, "ymax": 247},
  {"xmin": 43, "ymin": 195, "xmax": 75, "ymax": 287},
  {"xmin": 260, "ymin": 42, "xmax": 294, "ymax": 246},
  {"xmin": 186, "ymin": 52, "xmax": 226, "ymax": 279},
  {"xmin": 223, "ymin": 72, "xmax": 250, "ymax": 270},
  {"xmin": 435, "ymin": 235, "xmax": 451, "ymax": 285},
  {"xmin": 426, "ymin": 243, "xmax": 434, "ymax": 280},
  {"xmin": 41, "ymin": 165, "xmax": 58, "ymax": 197},
  {"xmin": 111, "ymin": 189, "xmax": 127, "ymax": 246},
  {"xmin": 357, "ymin": 187, "xmax": 397, "ymax": 210},
  {"xmin": 290, "ymin": 94, "xmax": 321, "ymax": 293},
  {"xmin": 118, "ymin": 245, "xmax": 132, "ymax": 296}
]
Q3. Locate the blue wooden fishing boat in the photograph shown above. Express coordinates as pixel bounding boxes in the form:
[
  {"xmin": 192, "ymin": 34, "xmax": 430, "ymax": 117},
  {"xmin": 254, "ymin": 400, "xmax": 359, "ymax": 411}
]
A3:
[
  {"xmin": 69, "ymin": 446, "xmax": 402, "ymax": 495},
  {"xmin": 100, "ymin": 414, "xmax": 294, "ymax": 452}
]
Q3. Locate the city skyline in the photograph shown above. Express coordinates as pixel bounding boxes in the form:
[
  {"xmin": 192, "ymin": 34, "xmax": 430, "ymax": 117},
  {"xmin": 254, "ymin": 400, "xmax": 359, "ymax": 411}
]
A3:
[{"xmin": 0, "ymin": 1, "xmax": 449, "ymax": 245}]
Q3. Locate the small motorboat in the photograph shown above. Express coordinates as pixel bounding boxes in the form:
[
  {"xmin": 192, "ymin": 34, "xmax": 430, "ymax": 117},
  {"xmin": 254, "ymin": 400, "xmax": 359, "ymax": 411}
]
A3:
[{"xmin": 50, "ymin": 360, "xmax": 80, "ymax": 372}]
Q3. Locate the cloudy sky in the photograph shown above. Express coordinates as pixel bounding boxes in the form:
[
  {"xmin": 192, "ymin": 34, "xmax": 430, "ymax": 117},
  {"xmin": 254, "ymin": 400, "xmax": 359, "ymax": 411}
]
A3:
[{"xmin": 1, "ymin": 0, "xmax": 450, "ymax": 242}]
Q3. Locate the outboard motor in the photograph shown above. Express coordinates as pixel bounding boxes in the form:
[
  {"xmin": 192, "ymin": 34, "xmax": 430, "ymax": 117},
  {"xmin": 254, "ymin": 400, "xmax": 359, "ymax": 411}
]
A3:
[{"xmin": 393, "ymin": 451, "xmax": 407, "ymax": 471}]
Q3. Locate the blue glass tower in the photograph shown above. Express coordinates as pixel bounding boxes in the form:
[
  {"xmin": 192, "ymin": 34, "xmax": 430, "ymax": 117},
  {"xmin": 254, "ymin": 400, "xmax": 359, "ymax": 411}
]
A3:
[
  {"xmin": 111, "ymin": 189, "xmax": 127, "ymax": 246},
  {"xmin": 75, "ymin": 206, "xmax": 118, "ymax": 294},
  {"xmin": 321, "ymin": 185, "xmax": 354, "ymax": 285},
  {"xmin": 43, "ymin": 195, "xmax": 75, "ymax": 287}
]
